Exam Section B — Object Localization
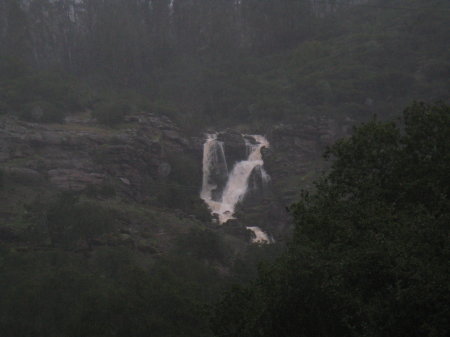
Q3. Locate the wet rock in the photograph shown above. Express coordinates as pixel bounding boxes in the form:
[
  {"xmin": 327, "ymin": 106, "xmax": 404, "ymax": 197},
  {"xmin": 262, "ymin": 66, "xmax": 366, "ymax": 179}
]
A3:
[
  {"xmin": 158, "ymin": 162, "xmax": 171, "ymax": 178},
  {"xmin": 0, "ymin": 226, "xmax": 20, "ymax": 242},
  {"xmin": 48, "ymin": 169, "xmax": 105, "ymax": 190},
  {"xmin": 137, "ymin": 240, "xmax": 157, "ymax": 254},
  {"xmin": 0, "ymin": 112, "xmax": 196, "ymax": 199},
  {"xmin": 4, "ymin": 167, "xmax": 43, "ymax": 183},
  {"xmin": 120, "ymin": 177, "xmax": 131, "ymax": 185},
  {"xmin": 163, "ymin": 129, "xmax": 190, "ymax": 146},
  {"xmin": 217, "ymin": 131, "xmax": 247, "ymax": 169},
  {"xmin": 114, "ymin": 233, "xmax": 135, "ymax": 247}
]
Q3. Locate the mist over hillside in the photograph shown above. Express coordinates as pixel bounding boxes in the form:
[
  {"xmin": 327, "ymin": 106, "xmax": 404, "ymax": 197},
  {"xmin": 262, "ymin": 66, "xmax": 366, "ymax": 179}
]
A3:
[{"xmin": 0, "ymin": 1, "xmax": 449, "ymax": 336}]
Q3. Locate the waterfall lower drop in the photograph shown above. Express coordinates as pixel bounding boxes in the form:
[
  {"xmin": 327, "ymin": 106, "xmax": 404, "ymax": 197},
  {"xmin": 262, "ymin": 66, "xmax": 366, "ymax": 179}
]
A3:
[
  {"xmin": 200, "ymin": 133, "xmax": 272, "ymax": 243},
  {"xmin": 246, "ymin": 227, "xmax": 273, "ymax": 244}
]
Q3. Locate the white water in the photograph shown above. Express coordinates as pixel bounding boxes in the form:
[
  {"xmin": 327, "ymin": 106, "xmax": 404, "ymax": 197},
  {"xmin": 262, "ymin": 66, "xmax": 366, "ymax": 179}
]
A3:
[
  {"xmin": 200, "ymin": 133, "xmax": 270, "ymax": 224},
  {"xmin": 200, "ymin": 133, "xmax": 228, "ymax": 217},
  {"xmin": 246, "ymin": 226, "xmax": 272, "ymax": 244}
]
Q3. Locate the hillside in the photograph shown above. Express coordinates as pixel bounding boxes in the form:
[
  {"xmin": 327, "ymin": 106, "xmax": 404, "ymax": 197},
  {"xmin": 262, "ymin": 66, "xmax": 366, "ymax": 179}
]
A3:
[{"xmin": 0, "ymin": 0, "xmax": 449, "ymax": 336}]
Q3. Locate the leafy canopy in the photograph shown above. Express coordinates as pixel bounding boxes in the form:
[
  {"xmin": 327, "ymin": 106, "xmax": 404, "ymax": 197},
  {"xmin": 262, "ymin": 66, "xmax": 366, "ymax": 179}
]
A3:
[{"xmin": 212, "ymin": 102, "xmax": 450, "ymax": 337}]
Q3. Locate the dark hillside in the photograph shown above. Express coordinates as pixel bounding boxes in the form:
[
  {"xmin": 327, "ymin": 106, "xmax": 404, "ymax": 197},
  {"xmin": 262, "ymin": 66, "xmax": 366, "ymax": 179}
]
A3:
[
  {"xmin": 1, "ymin": 0, "xmax": 448, "ymax": 129},
  {"xmin": 0, "ymin": 1, "xmax": 448, "ymax": 336}
]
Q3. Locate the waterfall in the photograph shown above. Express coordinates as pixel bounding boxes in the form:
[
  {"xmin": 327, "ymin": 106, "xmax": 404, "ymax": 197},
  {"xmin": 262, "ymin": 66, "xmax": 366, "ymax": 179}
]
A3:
[
  {"xmin": 200, "ymin": 133, "xmax": 228, "ymax": 216},
  {"xmin": 200, "ymin": 133, "xmax": 270, "ymax": 224},
  {"xmin": 246, "ymin": 226, "xmax": 273, "ymax": 244}
]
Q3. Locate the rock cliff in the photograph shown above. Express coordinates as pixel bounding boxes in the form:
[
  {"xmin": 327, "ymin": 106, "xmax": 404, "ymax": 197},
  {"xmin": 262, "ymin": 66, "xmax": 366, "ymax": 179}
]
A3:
[
  {"xmin": 0, "ymin": 112, "xmax": 198, "ymax": 196},
  {"xmin": 0, "ymin": 109, "xmax": 352, "ymax": 244}
]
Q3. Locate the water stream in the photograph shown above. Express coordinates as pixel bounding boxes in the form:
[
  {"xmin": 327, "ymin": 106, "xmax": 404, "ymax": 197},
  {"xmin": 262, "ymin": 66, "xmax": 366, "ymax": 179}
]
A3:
[{"xmin": 200, "ymin": 133, "xmax": 272, "ymax": 243}]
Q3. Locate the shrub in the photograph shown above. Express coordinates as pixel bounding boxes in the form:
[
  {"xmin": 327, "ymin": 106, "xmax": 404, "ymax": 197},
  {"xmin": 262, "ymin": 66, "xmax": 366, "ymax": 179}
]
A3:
[
  {"xmin": 0, "ymin": 101, "xmax": 8, "ymax": 115},
  {"xmin": 0, "ymin": 168, "xmax": 4, "ymax": 189},
  {"xmin": 0, "ymin": 57, "xmax": 88, "ymax": 123},
  {"xmin": 18, "ymin": 101, "xmax": 65, "ymax": 123},
  {"xmin": 92, "ymin": 100, "xmax": 131, "ymax": 126},
  {"xmin": 175, "ymin": 228, "xmax": 228, "ymax": 263},
  {"xmin": 44, "ymin": 193, "xmax": 117, "ymax": 248},
  {"xmin": 85, "ymin": 181, "xmax": 117, "ymax": 198}
]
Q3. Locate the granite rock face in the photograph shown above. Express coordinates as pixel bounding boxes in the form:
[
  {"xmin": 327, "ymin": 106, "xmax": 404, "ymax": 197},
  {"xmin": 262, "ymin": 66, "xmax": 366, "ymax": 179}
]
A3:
[
  {"xmin": 0, "ymin": 112, "xmax": 197, "ymax": 197},
  {"xmin": 235, "ymin": 116, "xmax": 353, "ymax": 239},
  {"xmin": 266, "ymin": 116, "xmax": 350, "ymax": 191},
  {"xmin": 217, "ymin": 130, "xmax": 247, "ymax": 170}
]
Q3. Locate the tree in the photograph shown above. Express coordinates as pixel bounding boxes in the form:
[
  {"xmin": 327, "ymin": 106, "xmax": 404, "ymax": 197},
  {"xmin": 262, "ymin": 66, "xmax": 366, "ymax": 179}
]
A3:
[
  {"xmin": 240, "ymin": 0, "xmax": 312, "ymax": 53},
  {"xmin": 45, "ymin": 193, "xmax": 116, "ymax": 249},
  {"xmin": 212, "ymin": 102, "xmax": 450, "ymax": 337}
]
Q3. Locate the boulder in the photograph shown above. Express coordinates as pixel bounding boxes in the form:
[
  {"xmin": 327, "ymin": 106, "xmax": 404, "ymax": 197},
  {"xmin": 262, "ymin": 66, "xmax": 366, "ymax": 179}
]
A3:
[
  {"xmin": 217, "ymin": 131, "xmax": 247, "ymax": 169},
  {"xmin": 0, "ymin": 226, "xmax": 19, "ymax": 243},
  {"xmin": 48, "ymin": 169, "xmax": 105, "ymax": 190},
  {"xmin": 4, "ymin": 167, "xmax": 43, "ymax": 183}
]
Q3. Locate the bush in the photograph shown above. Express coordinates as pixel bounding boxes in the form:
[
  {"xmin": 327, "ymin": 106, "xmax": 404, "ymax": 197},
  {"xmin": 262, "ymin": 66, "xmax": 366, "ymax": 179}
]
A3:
[
  {"xmin": 85, "ymin": 181, "xmax": 117, "ymax": 199},
  {"xmin": 175, "ymin": 228, "xmax": 228, "ymax": 263},
  {"xmin": 0, "ymin": 58, "xmax": 88, "ymax": 123},
  {"xmin": 212, "ymin": 102, "xmax": 450, "ymax": 337},
  {"xmin": 0, "ymin": 168, "xmax": 4, "ymax": 189},
  {"xmin": 92, "ymin": 100, "xmax": 131, "ymax": 126},
  {"xmin": 18, "ymin": 101, "xmax": 65, "ymax": 123},
  {"xmin": 0, "ymin": 101, "xmax": 8, "ymax": 115},
  {"xmin": 44, "ymin": 193, "xmax": 117, "ymax": 248}
]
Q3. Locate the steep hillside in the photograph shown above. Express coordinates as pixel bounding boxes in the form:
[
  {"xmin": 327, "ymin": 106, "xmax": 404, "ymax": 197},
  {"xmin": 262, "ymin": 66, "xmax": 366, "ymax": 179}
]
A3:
[
  {"xmin": 1, "ymin": 0, "xmax": 448, "ymax": 130},
  {"xmin": 0, "ymin": 110, "xmax": 285, "ymax": 337},
  {"xmin": 0, "ymin": 1, "xmax": 448, "ymax": 336}
]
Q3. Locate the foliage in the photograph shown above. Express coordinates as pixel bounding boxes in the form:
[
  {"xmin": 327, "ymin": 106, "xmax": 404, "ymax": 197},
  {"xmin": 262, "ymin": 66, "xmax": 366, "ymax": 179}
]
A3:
[
  {"xmin": 0, "ymin": 247, "xmax": 221, "ymax": 337},
  {"xmin": 150, "ymin": 151, "xmax": 211, "ymax": 221},
  {"xmin": 0, "ymin": 168, "xmax": 4, "ymax": 189},
  {"xmin": 1, "ymin": 1, "xmax": 448, "ymax": 129},
  {"xmin": 29, "ymin": 192, "xmax": 118, "ymax": 248},
  {"xmin": 0, "ymin": 57, "xmax": 86, "ymax": 122},
  {"xmin": 18, "ymin": 100, "xmax": 65, "ymax": 123},
  {"xmin": 0, "ymin": 183, "xmax": 280, "ymax": 337},
  {"xmin": 84, "ymin": 180, "xmax": 117, "ymax": 199},
  {"xmin": 0, "ymin": 0, "xmax": 449, "ymax": 335},
  {"xmin": 212, "ymin": 102, "xmax": 450, "ymax": 337},
  {"xmin": 175, "ymin": 227, "xmax": 228, "ymax": 263},
  {"xmin": 92, "ymin": 99, "xmax": 131, "ymax": 126}
]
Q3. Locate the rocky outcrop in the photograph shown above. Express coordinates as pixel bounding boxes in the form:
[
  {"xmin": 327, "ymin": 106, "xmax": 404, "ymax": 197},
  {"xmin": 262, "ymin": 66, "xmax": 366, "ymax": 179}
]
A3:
[
  {"xmin": 47, "ymin": 169, "xmax": 105, "ymax": 191},
  {"xmin": 217, "ymin": 130, "xmax": 247, "ymax": 170},
  {"xmin": 0, "ymin": 108, "xmax": 354, "ymax": 244},
  {"xmin": 233, "ymin": 116, "xmax": 354, "ymax": 238},
  {"xmin": 0, "ymin": 112, "xmax": 196, "ymax": 197},
  {"xmin": 266, "ymin": 116, "xmax": 352, "ymax": 187}
]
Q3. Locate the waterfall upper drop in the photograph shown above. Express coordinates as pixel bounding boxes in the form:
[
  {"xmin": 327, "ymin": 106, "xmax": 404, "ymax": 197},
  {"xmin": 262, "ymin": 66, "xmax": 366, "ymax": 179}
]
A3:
[
  {"xmin": 200, "ymin": 133, "xmax": 228, "ymax": 217},
  {"xmin": 200, "ymin": 133, "xmax": 270, "ymax": 224}
]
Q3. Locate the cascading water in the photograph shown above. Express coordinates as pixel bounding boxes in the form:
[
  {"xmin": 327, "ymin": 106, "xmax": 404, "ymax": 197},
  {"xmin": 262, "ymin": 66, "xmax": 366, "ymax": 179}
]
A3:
[
  {"xmin": 217, "ymin": 135, "xmax": 270, "ymax": 223},
  {"xmin": 200, "ymin": 133, "xmax": 228, "ymax": 216},
  {"xmin": 200, "ymin": 133, "xmax": 271, "ymax": 225},
  {"xmin": 246, "ymin": 226, "xmax": 273, "ymax": 244}
]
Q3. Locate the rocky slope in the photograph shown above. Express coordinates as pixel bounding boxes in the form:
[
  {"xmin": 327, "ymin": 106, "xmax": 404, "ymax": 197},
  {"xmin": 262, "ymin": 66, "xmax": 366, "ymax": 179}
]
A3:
[
  {"xmin": 0, "ymin": 109, "xmax": 352, "ymax": 246},
  {"xmin": 0, "ymin": 112, "xmax": 198, "ymax": 194},
  {"xmin": 0, "ymin": 111, "xmax": 208, "ymax": 251},
  {"xmin": 233, "ymin": 115, "xmax": 352, "ymax": 240}
]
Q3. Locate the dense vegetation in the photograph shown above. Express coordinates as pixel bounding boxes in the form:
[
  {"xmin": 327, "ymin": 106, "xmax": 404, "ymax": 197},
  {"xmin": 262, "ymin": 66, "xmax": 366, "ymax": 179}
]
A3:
[
  {"xmin": 212, "ymin": 102, "xmax": 450, "ymax": 337},
  {"xmin": 0, "ymin": 57, "xmax": 82, "ymax": 122},
  {"xmin": 1, "ymin": 0, "xmax": 449, "ymax": 129},
  {"xmin": 0, "ymin": 188, "xmax": 282, "ymax": 337}
]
